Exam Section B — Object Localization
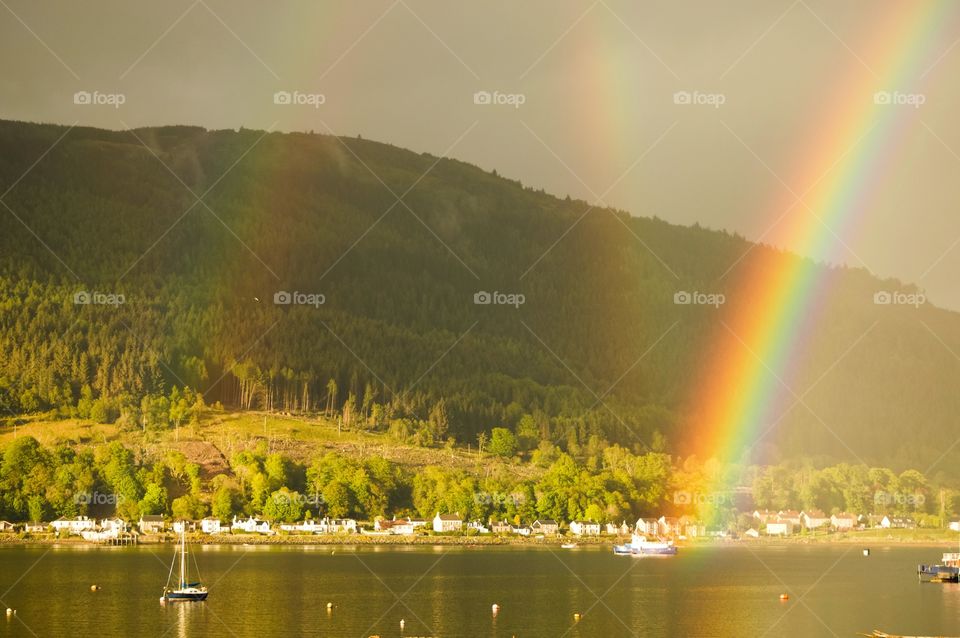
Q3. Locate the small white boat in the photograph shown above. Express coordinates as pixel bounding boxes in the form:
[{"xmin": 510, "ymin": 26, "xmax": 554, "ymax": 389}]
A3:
[
  {"xmin": 161, "ymin": 527, "xmax": 208, "ymax": 602},
  {"xmin": 613, "ymin": 534, "xmax": 678, "ymax": 556},
  {"xmin": 561, "ymin": 543, "xmax": 577, "ymax": 549}
]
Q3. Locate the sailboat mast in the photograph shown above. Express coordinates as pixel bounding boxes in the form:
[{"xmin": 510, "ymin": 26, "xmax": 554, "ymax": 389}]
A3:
[{"xmin": 180, "ymin": 528, "xmax": 186, "ymax": 588}]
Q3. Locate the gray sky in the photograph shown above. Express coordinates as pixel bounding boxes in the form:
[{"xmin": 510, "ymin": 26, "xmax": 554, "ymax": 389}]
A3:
[{"xmin": 2, "ymin": 0, "xmax": 959, "ymax": 308}]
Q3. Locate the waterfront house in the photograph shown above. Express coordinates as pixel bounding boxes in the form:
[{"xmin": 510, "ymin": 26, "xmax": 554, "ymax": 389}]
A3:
[
  {"xmin": 745, "ymin": 528, "xmax": 760, "ymax": 539},
  {"xmin": 172, "ymin": 520, "xmax": 197, "ymax": 533},
  {"xmin": 433, "ymin": 513, "xmax": 463, "ymax": 533},
  {"xmin": 231, "ymin": 515, "xmax": 274, "ymax": 535},
  {"xmin": 880, "ymin": 516, "xmax": 917, "ymax": 529},
  {"xmin": 0, "ymin": 521, "xmax": 16, "ymax": 532},
  {"xmin": 570, "ymin": 520, "xmax": 601, "ymax": 537},
  {"xmin": 201, "ymin": 517, "xmax": 223, "ymax": 534},
  {"xmin": 139, "ymin": 515, "xmax": 166, "ymax": 534},
  {"xmin": 777, "ymin": 510, "xmax": 802, "ymax": 529},
  {"xmin": 801, "ymin": 510, "xmax": 829, "ymax": 530},
  {"xmin": 100, "ymin": 518, "xmax": 128, "ymax": 534},
  {"xmin": 318, "ymin": 517, "xmax": 357, "ymax": 534},
  {"xmin": 491, "ymin": 520, "xmax": 513, "ymax": 534},
  {"xmin": 52, "ymin": 516, "xmax": 96, "ymax": 535},
  {"xmin": 679, "ymin": 515, "xmax": 705, "ymax": 538},
  {"xmin": 24, "ymin": 521, "xmax": 46, "ymax": 533},
  {"xmin": 831, "ymin": 513, "xmax": 857, "ymax": 531},
  {"xmin": 467, "ymin": 520, "xmax": 489, "ymax": 534},
  {"xmin": 280, "ymin": 519, "xmax": 321, "ymax": 533},
  {"xmin": 605, "ymin": 521, "xmax": 633, "ymax": 536},
  {"xmin": 376, "ymin": 517, "xmax": 415, "ymax": 535},
  {"xmin": 753, "ymin": 510, "xmax": 777, "ymax": 525},
  {"xmin": 765, "ymin": 521, "xmax": 790, "ymax": 536},
  {"xmin": 657, "ymin": 516, "xmax": 680, "ymax": 536},
  {"xmin": 949, "ymin": 521, "xmax": 960, "ymax": 532},
  {"xmin": 513, "ymin": 524, "xmax": 532, "ymax": 536},
  {"xmin": 531, "ymin": 519, "xmax": 559, "ymax": 536},
  {"xmin": 635, "ymin": 518, "xmax": 660, "ymax": 536}
]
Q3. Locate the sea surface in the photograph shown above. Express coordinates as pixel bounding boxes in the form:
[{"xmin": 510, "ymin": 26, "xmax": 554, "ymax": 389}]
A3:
[{"xmin": 1, "ymin": 543, "xmax": 958, "ymax": 637}]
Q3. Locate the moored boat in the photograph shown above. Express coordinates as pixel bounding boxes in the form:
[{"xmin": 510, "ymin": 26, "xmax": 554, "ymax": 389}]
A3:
[
  {"xmin": 918, "ymin": 552, "xmax": 960, "ymax": 583},
  {"xmin": 613, "ymin": 534, "xmax": 678, "ymax": 556},
  {"xmin": 161, "ymin": 527, "xmax": 208, "ymax": 602}
]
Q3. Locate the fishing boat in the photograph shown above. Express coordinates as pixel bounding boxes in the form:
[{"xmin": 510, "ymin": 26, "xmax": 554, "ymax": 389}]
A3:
[
  {"xmin": 917, "ymin": 552, "xmax": 960, "ymax": 583},
  {"xmin": 561, "ymin": 543, "xmax": 577, "ymax": 549},
  {"xmin": 613, "ymin": 534, "xmax": 678, "ymax": 556},
  {"xmin": 161, "ymin": 527, "xmax": 208, "ymax": 602}
]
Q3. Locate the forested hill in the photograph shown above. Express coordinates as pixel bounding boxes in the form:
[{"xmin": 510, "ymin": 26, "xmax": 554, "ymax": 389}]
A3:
[{"xmin": 1, "ymin": 119, "xmax": 957, "ymax": 473}]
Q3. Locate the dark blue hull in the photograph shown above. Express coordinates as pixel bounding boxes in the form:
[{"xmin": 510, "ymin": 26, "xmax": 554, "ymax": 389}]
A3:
[{"xmin": 164, "ymin": 591, "xmax": 208, "ymax": 601}]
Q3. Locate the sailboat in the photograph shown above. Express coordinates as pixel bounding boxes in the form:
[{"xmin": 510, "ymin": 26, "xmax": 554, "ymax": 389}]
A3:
[{"xmin": 161, "ymin": 527, "xmax": 208, "ymax": 602}]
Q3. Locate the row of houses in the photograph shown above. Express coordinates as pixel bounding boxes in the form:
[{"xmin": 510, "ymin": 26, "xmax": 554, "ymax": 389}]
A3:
[{"xmin": 751, "ymin": 510, "xmax": 921, "ymax": 536}]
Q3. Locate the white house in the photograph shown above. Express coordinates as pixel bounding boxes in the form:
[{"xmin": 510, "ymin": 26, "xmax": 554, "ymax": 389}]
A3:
[
  {"xmin": 52, "ymin": 516, "xmax": 96, "ymax": 535},
  {"xmin": 765, "ymin": 522, "xmax": 790, "ymax": 536},
  {"xmin": 0, "ymin": 521, "xmax": 16, "ymax": 533},
  {"xmin": 433, "ymin": 513, "xmax": 463, "ymax": 533},
  {"xmin": 466, "ymin": 520, "xmax": 489, "ymax": 534},
  {"xmin": 753, "ymin": 510, "xmax": 776, "ymax": 525},
  {"xmin": 24, "ymin": 521, "xmax": 46, "ymax": 533},
  {"xmin": 280, "ymin": 519, "xmax": 321, "ymax": 533},
  {"xmin": 376, "ymin": 517, "xmax": 415, "ymax": 535},
  {"xmin": 318, "ymin": 517, "xmax": 357, "ymax": 534},
  {"xmin": 231, "ymin": 515, "xmax": 274, "ymax": 535},
  {"xmin": 512, "ymin": 524, "xmax": 531, "ymax": 536},
  {"xmin": 831, "ymin": 513, "xmax": 857, "ymax": 531},
  {"xmin": 201, "ymin": 517, "xmax": 224, "ymax": 534},
  {"xmin": 570, "ymin": 520, "xmax": 601, "ymax": 536},
  {"xmin": 880, "ymin": 516, "xmax": 917, "ymax": 529},
  {"xmin": 491, "ymin": 520, "xmax": 513, "ymax": 534},
  {"xmin": 531, "ymin": 519, "xmax": 559, "ymax": 536},
  {"xmin": 657, "ymin": 516, "xmax": 680, "ymax": 536},
  {"xmin": 139, "ymin": 515, "xmax": 166, "ymax": 534},
  {"xmin": 949, "ymin": 521, "xmax": 960, "ymax": 532},
  {"xmin": 744, "ymin": 528, "xmax": 760, "ymax": 539},
  {"xmin": 172, "ymin": 520, "xmax": 198, "ymax": 533},
  {"xmin": 801, "ymin": 510, "xmax": 829, "ymax": 530},
  {"xmin": 635, "ymin": 518, "xmax": 660, "ymax": 536},
  {"xmin": 100, "ymin": 518, "xmax": 128, "ymax": 534}
]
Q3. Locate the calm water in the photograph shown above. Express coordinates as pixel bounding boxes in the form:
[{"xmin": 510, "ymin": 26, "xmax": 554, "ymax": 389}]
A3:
[{"xmin": 1, "ymin": 543, "xmax": 959, "ymax": 637}]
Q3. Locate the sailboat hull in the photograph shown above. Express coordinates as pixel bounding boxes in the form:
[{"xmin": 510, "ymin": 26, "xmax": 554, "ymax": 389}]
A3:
[{"xmin": 164, "ymin": 590, "xmax": 208, "ymax": 601}]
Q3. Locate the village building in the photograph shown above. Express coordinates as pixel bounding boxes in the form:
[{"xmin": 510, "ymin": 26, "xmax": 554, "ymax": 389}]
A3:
[
  {"xmin": 531, "ymin": 519, "xmax": 559, "ymax": 536},
  {"xmin": 569, "ymin": 520, "xmax": 601, "ymax": 536},
  {"xmin": 432, "ymin": 513, "xmax": 463, "ymax": 533},
  {"xmin": 801, "ymin": 510, "xmax": 829, "ymax": 530},
  {"xmin": 139, "ymin": 514, "xmax": 166, "ymax": 534},
  {"xmin": 831, "ymin": 512, "xmax": 857, "ymax": 530},
  {"xmin": 201, "ymin": 517, "xmax": 224, "ymax": 534},
  {"xmin": 52, "ymin": 515, "xmax": 96, "ymax": 535}
]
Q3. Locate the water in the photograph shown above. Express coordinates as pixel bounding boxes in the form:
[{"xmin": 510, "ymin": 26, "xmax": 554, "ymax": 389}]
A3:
[{"xmin": 1, "ymin": 543, "xmax": 958, "ymax": 637}]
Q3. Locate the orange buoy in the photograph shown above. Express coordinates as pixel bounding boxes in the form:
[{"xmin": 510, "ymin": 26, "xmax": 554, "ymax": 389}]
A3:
[{"xmin": 779, "ymin": 594, "xmax": 789, "ymax": 601}]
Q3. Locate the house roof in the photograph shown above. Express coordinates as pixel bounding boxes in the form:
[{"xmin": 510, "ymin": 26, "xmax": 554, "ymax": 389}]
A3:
[
  {"xmin": 436, "ymin": 513, "xmax": 462, "ymax": 521},
  {"xmin": 533, "ymin": 519, "xmax": 558, "ymax": 525},
  {"xmin": 802, "ymin": 510, "xmax": 827, "ymax": 518}
]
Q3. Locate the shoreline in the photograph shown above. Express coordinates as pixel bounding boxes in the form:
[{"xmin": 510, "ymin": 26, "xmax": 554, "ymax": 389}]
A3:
[{"xmin": 1, "ymin": 532, "xmax": 956, "ymax": 548}]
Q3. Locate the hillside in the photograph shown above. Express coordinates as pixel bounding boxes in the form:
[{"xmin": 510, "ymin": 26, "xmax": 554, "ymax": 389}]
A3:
[{"xmin": 0, "ymin": 119, "xmax": 958, "ymax": 473}]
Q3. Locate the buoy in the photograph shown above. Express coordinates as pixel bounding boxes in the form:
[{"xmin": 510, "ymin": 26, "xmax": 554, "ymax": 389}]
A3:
[
  {"xmin": 326, "ymin": 602, "xmax": 333, "ymax": 610},
  {"xmin": 863, "ymin": 548, "xmax": 870, "ymax": 557},
  {"xmin": 90, "ymin": 584, "xmax": 100, "ymax": 591},
  {"xmin": 573, "ymin": 612, "xmax": 582, "ymax": 621},
  {"xmin": 400, "ymin": 618, "xmax": 405, "ymax": 629},
  {"xmin": 492, "ymin": 603, "xmax": 500, "ymax": 615},
  {"xmin": 779, "ymin": 594, "xmax": 789, "ymax": 601},
  {"xmin": 5, "ymin": 608, "xmax": 12, "ymax": 616}
]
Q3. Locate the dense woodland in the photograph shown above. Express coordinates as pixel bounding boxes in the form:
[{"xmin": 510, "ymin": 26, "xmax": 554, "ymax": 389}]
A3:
[
  {"xmin": 1, "ymin": 119, "xmax": 959, "ymax": 475},
  {"xmin": 1, "ymin": 433, "xmax": 955, "ymax": 528}
]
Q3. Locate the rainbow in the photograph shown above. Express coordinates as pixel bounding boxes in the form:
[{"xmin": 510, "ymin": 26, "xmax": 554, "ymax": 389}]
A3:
[{"xmin": 690, "ymin": 2, "xmax": 952, "ymax": 465}]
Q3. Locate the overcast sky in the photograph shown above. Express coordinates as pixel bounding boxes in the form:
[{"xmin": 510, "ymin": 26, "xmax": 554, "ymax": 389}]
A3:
[{"xmin": 2, "ymin": 0, "xmax": 958, "ymax": 308}]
